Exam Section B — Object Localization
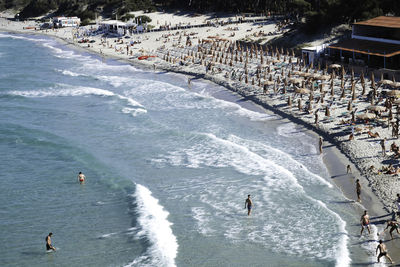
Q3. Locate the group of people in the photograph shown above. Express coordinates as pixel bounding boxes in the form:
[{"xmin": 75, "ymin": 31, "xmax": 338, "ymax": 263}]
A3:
[
  {"xmin": 361, "ymin": 210, "xmax": 399, "ymax": 264},
  {"xmin": 45, "ymin": 172, "xmax": 86, "ymax": 252}
]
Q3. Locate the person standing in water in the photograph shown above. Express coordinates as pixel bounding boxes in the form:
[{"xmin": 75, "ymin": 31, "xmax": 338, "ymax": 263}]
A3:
[
  {"xmin": 360, "ymin": 210, "xmax": 371, "ymax": 235},
  {"xmin": 77, "ymin": 172, "xmax": 85, "ymax": 183},
  {"xmin": 46, "ymin": 233, "xmax": 56, "ymax": 251},
  {"xmin": 319, "ymin": 137, "xmax": 323, "ymax": 154},
  {"xmin": 245, "ymin": 195, "xmax": 253, "ymax": 216},
  {"xmin": 376, "ymin": 240, "xmax": 393, "ymax": 264},
  {"xmin": 356, "ymin": 179, "xmax": 361, "ymax": 202}
]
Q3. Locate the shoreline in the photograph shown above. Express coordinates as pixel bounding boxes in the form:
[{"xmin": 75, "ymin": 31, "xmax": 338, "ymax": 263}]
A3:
[{"xmin": 1, "ymin": 17, "xmax": 398, "ymax": 264}]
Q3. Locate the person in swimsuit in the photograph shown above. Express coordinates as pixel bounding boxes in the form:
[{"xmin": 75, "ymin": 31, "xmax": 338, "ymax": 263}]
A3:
[
  {"xmin": 346, "ymin": 164, "xmax": 352, "ymax": 174},
  {"xmin": 46, "ymin": 233, "xmax": 56, "ymax": 251},
  {"xmin": 77, "ymin": 172, "xmax": 85, "ymax": 183},
  {"xmin": 381, "ymin": 220, "xmax": 400, "ymax": 240},
  {"xmin": 356, "ymin": 179, "xmax": 361, "ymax": 202},
  {"xmin": 376, "ymin": 240, "xmax": 393, "ymax": 264},
  {"xmin": 245, "ymin": 195, "xmax": 253, "ymax": 216},
  {"xmin": 360, "ymin": 210, "xmax": 371, "ymax": 235}
]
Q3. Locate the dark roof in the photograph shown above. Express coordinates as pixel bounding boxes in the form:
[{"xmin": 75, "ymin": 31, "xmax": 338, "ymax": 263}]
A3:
[
  {"xmin": 328, "ymin": 39, "xmax": 400, "ymax": 57},
  {"xmin": 354, "ymin": 16, "xmax": 400, "ymax": 29}
]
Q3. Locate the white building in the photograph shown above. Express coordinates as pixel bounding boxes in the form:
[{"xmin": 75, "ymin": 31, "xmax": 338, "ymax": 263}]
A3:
[{"xmin": 53, "ymin": 16, "xmax": 81, "ymax": 27}]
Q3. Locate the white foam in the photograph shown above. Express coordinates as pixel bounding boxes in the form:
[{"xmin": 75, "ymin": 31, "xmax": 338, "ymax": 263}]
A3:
[
  {"xmin": 98, "ymin": 232, "xmax": 118, "ymax": 239},
  {"xmin": 5, "ymin": 84, "xmax": 145, "ymax": 111},
  {"xmin": 55, "ymin": 68, "xmax": 85, "ymax": 77},
  {"xmin": 227, "ymin": 135, "xmax": 332, "ymax": 188},
  {"xmin": 153, "ymin": 132, "xmax": 348, "ymax": 263},
  {"xmin": 121, "ymin": 107, "xmax": 147, "ymax": 117},
  {"xmin": 125, "ymin": 184, "xmax": 178, "ymax": 267},
  {"xmin": 7, "ymin": 85, "xmax": 114, "ymax": 98},
  {"xmin": 315, "ymin": 200, "xmax": 351, "ymax": 267},
  {"xmin": 191, "ymin": 207, "xmax": 214, "ymax": 236},
  {"xmin": 277, "ymin": 122, "xmax": 304, "ymax": 138}
]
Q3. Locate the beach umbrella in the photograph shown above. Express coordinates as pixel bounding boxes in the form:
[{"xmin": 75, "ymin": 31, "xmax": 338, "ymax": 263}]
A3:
[
  {"xmin": 298, "ymin": 99, "xmax": 302, "ymax": 110},
  {"xmin": 340, "ymin": 88, "xmax": 345, "ymax": 99},
  {"xmin": 347, "ymin": 101, "xmax": 352, "ymax": 111},
  {"xmin": 288, "ymin": 96, "xmax": 292, "ymax": 106},
  {"xmin": 357, "ymin": 113, "xmax": 376, "ymax": 120},
  {"xmin": 361, "ymin": 82, "xmax": 366, "ymax": 95},
  {"xmin": 325, "ymin": 106, "xmax": 330, "ymax": 116},
  {"xmin": 367, "ymin": 105, "xmax": 386, "ymax": 112},
  {"xmin": 371, "ymin": 72, "xmax": 375, "ymax": 88}
]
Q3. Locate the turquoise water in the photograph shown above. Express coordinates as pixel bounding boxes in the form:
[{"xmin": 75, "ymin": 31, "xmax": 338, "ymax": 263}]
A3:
[{"xmin": 0, "ymin": 33, "xmax": 373, "ymax": 266}]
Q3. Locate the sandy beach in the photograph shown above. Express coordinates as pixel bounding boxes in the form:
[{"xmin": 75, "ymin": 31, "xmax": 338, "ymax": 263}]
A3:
[{"xmin": 2, "ymin": 10, "xmax": 400, "ymax": 264}]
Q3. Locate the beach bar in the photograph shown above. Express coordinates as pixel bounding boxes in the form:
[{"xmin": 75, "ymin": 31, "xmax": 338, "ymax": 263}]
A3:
[
  {"xmin": 328, "ymin": 16, "xmax": 400, "ymax": 69},
  {"xmin": 53, "ymin": 16, "xmax": 81, "ymax": 28}
]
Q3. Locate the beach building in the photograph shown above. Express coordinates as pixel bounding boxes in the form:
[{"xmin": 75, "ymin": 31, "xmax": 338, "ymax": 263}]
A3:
[
  {"xmin": 98, "ymin": 20, "xmax": 128, "ymax": 36},
  {"xmin": 53, "ymin": 16, "xmax": 81, "ymax": 28},
  {"xmin": 301, "ymin": 45, "xmax": 327, "ymax": 66},
  {"xmin": 328, "ymin": 16, "xmax": 400, "ymax": 70}
]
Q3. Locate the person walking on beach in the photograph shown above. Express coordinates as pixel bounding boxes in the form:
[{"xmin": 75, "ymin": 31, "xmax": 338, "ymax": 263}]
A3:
[
  {"xmin": 381, "ymin": 220, "xmax": 400, "ymax": 240},
  {"xmin": 360, "ymin": 210, "xmax": 371, "ymax": 235},
  {"xmin": 346, "ymin": 164, "xmax": 352, "ymax": 174},
  {"xmin": 376, "ymin": 240, "xmax": 393, "ymax": 264},
  {"xmin": 381, "ymin": 138, "xmax": 386, "ymax": 156},
  {"xmin": 77, "ymin": 172, "xmax": 85, "ymax": 183},
  {"xmin": 319, "ymin": 137, "xmax": 323, "ymax": 154},
  {"xmin": 46, "ymin": 233, "xmax": 56, "ymax": 251},
  {"xmin": 245, "ymin": 195, "xmax": 253, "ymax": 216},
  {"xmin": 356, "ymin": 179, "xmax": 361, "ymax": 202}
]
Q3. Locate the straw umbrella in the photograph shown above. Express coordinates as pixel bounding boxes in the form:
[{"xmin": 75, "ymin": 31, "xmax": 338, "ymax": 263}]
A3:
[
  {"xmin": 371, "ymin": 72, "xmax": 375, "ymax": 88},
  {"xmin": 298, "ymin": 99, "xmax": 302, "ymax": 110},
  {"xmin": 325, "ymin": 106, "xmax": 330, "ymax": 116},
  {"xmin": 347, "ymin": 100, "xmax": 352, "ymax": 111}
]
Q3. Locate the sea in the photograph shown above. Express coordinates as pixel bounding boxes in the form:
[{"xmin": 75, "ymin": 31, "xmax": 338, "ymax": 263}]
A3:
[{"xmin": 0, "ymin": 32, "xmax": 383, "ymax": 266}]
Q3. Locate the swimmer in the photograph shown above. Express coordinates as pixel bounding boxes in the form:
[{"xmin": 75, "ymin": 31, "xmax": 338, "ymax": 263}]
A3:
[
  {"xmin": 245, "ymin": 195, "xmax": 253, "ymax": 216},
  {"xmin": 46, "ymin": 233, "xmax": 56, "ymax": 251},
  {"xmin": 376, "ymin": 240, "xmax": 393, "ymax": 264},
  {"xmin": 77, "ymin": 172, "xmax": 85, "ymax": 183},
  {"xmin": 360, "ymin": 210, "xmax": 371, "ymax": 235}
]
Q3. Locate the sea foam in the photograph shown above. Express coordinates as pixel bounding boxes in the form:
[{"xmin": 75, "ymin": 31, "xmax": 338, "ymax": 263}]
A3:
[{"xmin": 126, "ymin": 184, "xmax": 178, "ymax": 267}]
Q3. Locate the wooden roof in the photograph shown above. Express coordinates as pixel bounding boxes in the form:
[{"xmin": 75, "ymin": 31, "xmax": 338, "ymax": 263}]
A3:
[
  {"xmin": 328, "ymin": 39, "xmax": 400, "ymax": 57},
  {"xmin": 354, "ymin": 16, "xmax": 400, "ymax": 29}
]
